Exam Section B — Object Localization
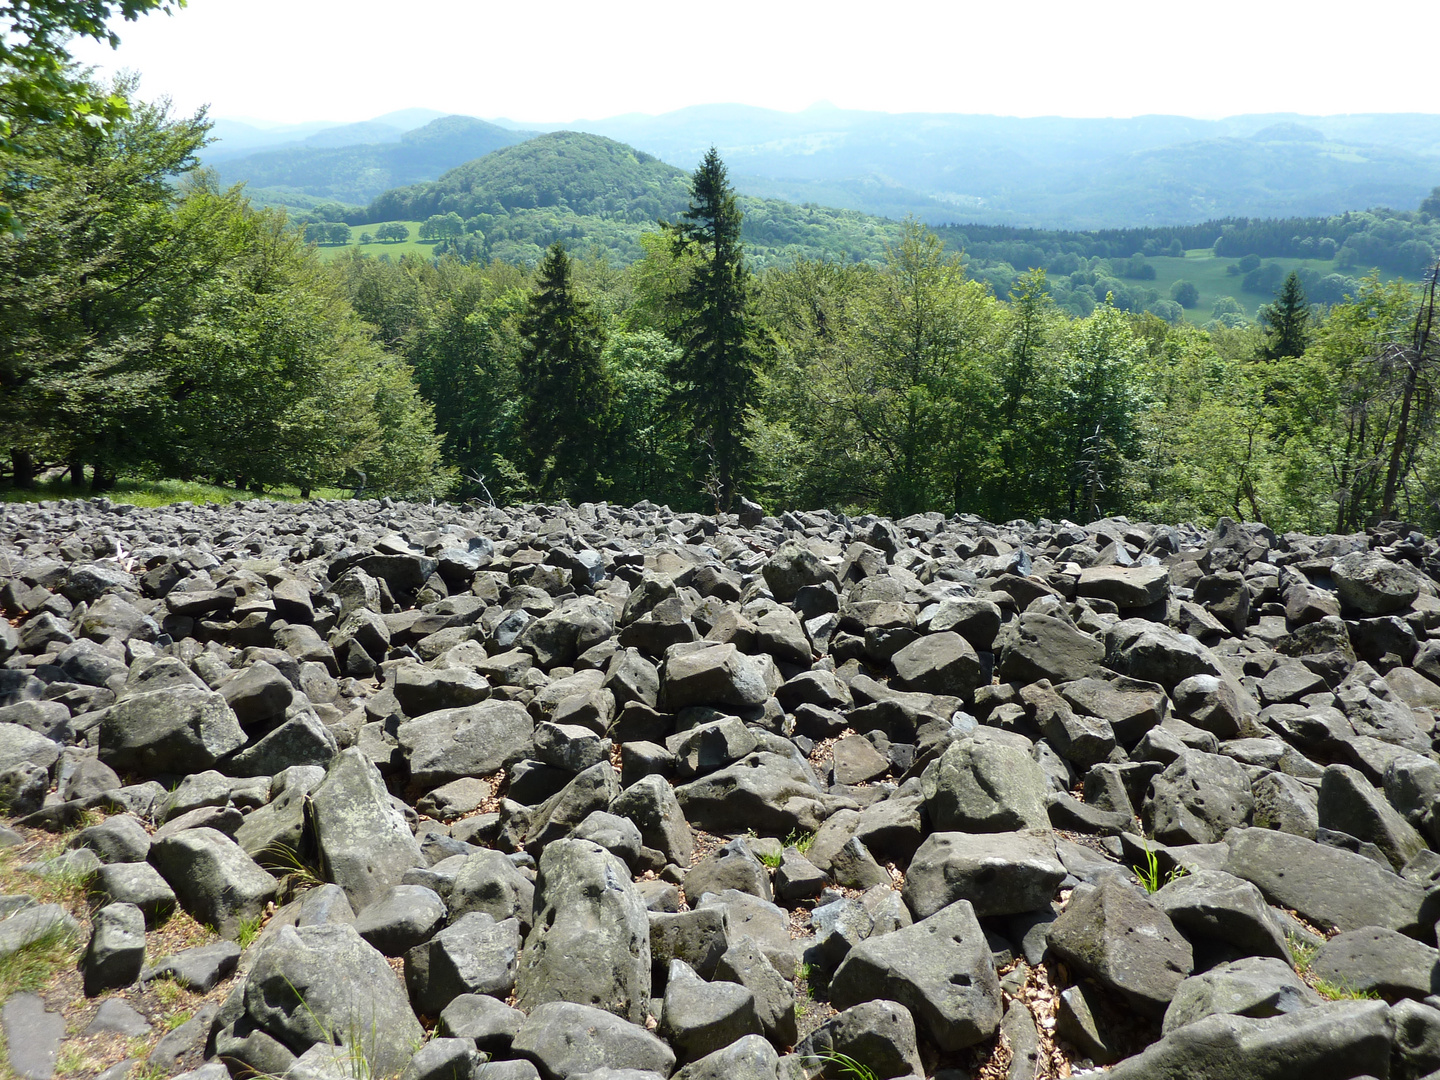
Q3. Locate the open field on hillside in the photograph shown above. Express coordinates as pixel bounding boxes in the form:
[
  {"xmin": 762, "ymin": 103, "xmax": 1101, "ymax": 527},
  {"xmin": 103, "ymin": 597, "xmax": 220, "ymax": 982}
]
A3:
[
  {"xmin": 310, "ymin": 220, "xmax": 434, "ymax": 261},
  {"xmin": 1146, "ymin": 252, "xmax": 1397, "ymax": 324}
]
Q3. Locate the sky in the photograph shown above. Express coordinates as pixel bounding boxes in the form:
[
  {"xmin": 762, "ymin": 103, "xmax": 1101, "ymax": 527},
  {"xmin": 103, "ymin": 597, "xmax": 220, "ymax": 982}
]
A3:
[{"xmin": 69, "ymin": 0, "xmax": 1440, "ymax": 126}]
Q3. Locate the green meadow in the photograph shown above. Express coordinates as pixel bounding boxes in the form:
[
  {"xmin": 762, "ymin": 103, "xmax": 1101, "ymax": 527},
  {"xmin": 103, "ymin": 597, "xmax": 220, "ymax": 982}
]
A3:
[{"xmin": 1145, "ymin": 252, "xmax": 1396, "ymax": 324}]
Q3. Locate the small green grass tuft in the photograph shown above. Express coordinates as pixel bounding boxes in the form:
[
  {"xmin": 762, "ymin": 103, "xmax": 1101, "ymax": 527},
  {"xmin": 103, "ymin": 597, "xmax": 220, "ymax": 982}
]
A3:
[
  {"xmin": 758, "ymin": 850, "xmax": 783, "ymax": 870},
  {"xmin": 1288, "ymin": 932, "xmax": 1320, "ymax": 974},
  {"xmin": 261, "ymin": 844, "xmax": 324, "ymax": 888},
  {"xmin": 1314, "ymin": 979, "xmax": 1380, "ymax": 1002},
  {"xmin": 1132, "ymin": 840, "xmax": 1187, "ymax": 894},
  {"xmin": 784, "ymin": 829, "xmax": 816, "ymax": 856},
  {"xmin": 0, "ymin": 916, "xmax": 82, "ymax": 998},
  {"xmin": 811, "ymin": 1051, "xmax": 880, "ymax": 1080},
  {"xmin": 237, "ymin": 912, "xmax": 264, "ymax": 949},
  {"xmin": 152, "ymin": 978, "xmax": 185, "ymax": 1007}
]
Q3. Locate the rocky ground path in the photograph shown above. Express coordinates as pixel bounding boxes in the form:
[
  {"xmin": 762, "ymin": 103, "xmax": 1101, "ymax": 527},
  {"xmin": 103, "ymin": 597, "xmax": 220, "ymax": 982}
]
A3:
[{"xmin": 3, "ymin": 495, "xmax": 1440, "ymax": 1079}]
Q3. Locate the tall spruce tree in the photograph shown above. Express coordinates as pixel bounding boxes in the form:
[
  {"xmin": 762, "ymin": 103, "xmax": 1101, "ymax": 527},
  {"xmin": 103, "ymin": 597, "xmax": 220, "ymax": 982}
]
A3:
[
  {"xmin": 665, "ymin": 147, "xmax": 760, "ymax": 509},
  {"xmin": 516, "ymin": 242, "xmax": 611, "ymax": 498},
  {"xmin": 1261, "ymin": 271, "xmax": 1311, "ymax": 359}
]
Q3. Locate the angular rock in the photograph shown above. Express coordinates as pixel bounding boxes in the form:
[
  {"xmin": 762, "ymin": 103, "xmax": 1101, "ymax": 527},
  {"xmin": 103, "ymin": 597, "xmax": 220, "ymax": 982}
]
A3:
[
  {"xmin": 511, "ymin": 1001, "xmax": 675, "ymax": 1080},
  {"xmin": 99, "ymin": 686, "xmax": 246, "ymax": 776},
  {"xmin": 149, "ymin": 827, "xmax": 277, "ymax": 938},
  {"xmin": 660, "ymin": 959, "xmax": 761, "ymax": 1064},
  {"xmin": 903, "ymin": 830, "xmax": 1065, "ymax": 920},
  {"xmin": 1046, "ymin": 879, "xmax": 1193, "ymax": 1018},
  {"xmin": 243, "ymin": 923, "xmax": 423, "ymax": 1077},
  {"xmin": 405, "ymin": 912, "xmax": 522, "ymax": 1015},
  {"xmin": 515, "ymin": 838, "xmax": 650, "ymax": 1023},
  {"xmin": 309, "ymin": 748, "xmax": 424, "ymax": 911},
  {"xmin": 829, "ymin": 899, "xmax": 1002, "ymax": 1052},
  {"xmin": 1104, "ymin": 1000, "xmax": 1392, "ymax": 1080},
  {"xmin": 1162, "ymin": 956, "xmax": 1318, "ymax": 1036},
  {"xmin": 1224, "ymin": 826, "xmax": 1428, "ymax": 935}
]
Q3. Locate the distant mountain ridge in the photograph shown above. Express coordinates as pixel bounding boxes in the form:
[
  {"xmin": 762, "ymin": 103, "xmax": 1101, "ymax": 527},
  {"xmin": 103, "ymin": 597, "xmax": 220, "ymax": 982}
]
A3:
[
  {"xmin": 212, "ymin": 116, "xmax": 537, "ymax": 207},
  {"xmin": 210, "ymin": 104, "xmax": 1440, "ymax": 229}
]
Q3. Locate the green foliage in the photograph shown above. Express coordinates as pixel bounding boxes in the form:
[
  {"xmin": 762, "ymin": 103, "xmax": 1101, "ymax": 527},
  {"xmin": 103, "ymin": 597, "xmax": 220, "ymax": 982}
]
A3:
[
  {"xmin": 661, "ymin": 149, "xmax": 763, "ymax": 507},
  {"xmin": 1314, "ymin": 980, "xmax": 1380, "ymax": 1002},
  {"xmin": 1132, "ymin": 841, "xmax": 1188, "ymax": 894},
  {"xmin": 783, "ymin": 829, "xmax": 815, "ymax": 855},
  {"xmin": 0, "ymin": 0, "xmax": 185, "ymax": 229},
  {"xmin": 1288, "ymin": 933, "xmax": 1320, "ymax": 974},
  {"xmin": 1261, "ymin": 271, "xmax": 1311, "ymax": 359},
  {"xmin": 236, "ymin": 913, "xmax": 263, "ymax": 949},
  {"xmin": 812, "ymin": 1053, "xmax": 880, "ymax": 1080},
  {"xmin": 1171, "ymin": 280, "xmax": 1200, "ymax": 308},
  {"xmin": 0, "ymin": 910, "xmax": 79, "ymax": 998},
  {"xmin": 516, "ymin": 242, "xmax": 612, "ymax": 499}
]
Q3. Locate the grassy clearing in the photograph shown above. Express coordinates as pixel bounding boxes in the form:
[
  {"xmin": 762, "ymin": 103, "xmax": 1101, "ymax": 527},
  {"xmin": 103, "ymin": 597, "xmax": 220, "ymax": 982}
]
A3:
[
  {"xmin": 312, "ymin": 220, "xmax": 437, "ymax": 262},
  {"xmin": 0, "ymin": 917, "xmax": 82, "ymax": 1000},
  {"xmin": 0, "ymin": 476, "xmax": 351, "ymax": 507},
  {"xmin": 1144, "ymin": 252, "xmax": 1398, "ymax": 325}
]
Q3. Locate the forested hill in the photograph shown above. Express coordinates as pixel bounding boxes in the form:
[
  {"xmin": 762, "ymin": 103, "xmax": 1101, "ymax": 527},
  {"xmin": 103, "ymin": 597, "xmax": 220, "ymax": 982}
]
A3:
[
  {"xmin": 353, "ymin": 131, "xmax": 900, "ymax": 267},
  {"xmin": 214, "ymin": 115, "xmax": 535, "ymax": 207}
]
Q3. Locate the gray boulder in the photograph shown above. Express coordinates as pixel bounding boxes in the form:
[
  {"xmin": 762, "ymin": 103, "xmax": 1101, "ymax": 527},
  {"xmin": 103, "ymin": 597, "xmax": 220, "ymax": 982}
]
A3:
[
  {"xmin": 353, "ymin": 884, "xmax": 447, "ymax": 957},
  {"xmin": 447, "ymin": 848, "xmax": 535, "ymax": 927},
  {"xmin": 796, "ymin": 999, "xmax": 923, "ymax": 1080},
  {"xmin": 148, "ymin": 827, "xmax": 277, "ymax": 938},
  {"xmin": 405, "ymin": 912, "xmax": 522, "ymax": 1015},
  {"xmin": 1312, "ymin": 926, "xmax": 1440, "ymax": 999},
  {"xmin": 1162, "ymin": 956, "xmax": 1318, "ymax": 1035},
  {"xmin": 1332, "ymin": 550, "xmax": 1422, "ymax": 614},
  {"xmin": 610, "ymin": 774, "xmax": 694, "ymax": 867},
  {"xmin": 1152, "ymin": 869, "xmax": 1291, "ymax": 960},
  {"xmin": 242, "ymin": 923, "xmax": 423, "ymax": 1077},
  {"xmin": 829, "ymin": 899, "xmax": 1001, "ymax": 1052},
  {"xmin": 511, "ymin": 1001, "xmax": 675, "ymax": 1080},
  {"xmin": 309, "ymin": 748, "xmax": 423, "ymax": 911},
  {"xmin": 1317, "ymin": 763, "xmax": 1427, "ymax": 872},
  {"xmin": 516, "ymin": 839, "xmax": 650, "ymax": 1023},
  {"xmin": 713, "ymin": 938, "xmax": 797, "ymax": 1046},
  {"xmin": 902, "ymin": 830, "xmax": 1065, "ymax": 920},
  {"xmin": 920, "ymin": 735, "xmax": 1051, "ymax": 834},
  {"xmin": 1224, "ymin": 827, "xmax": 1428, "ymax": 935},
  {"xmin": 675, "ymin": 753, "xmax": 825, "ymax": 837},
  {"xmin": 82, "ymin": 902, "xmax": 146, "ymax": 995},
  {"xmin": 99, "ymin": 686, "xmax": 245, "ymax": 775},
  {"xmin": 437, "ymin": 993, "xmax": 524, "ymax": 1053},
  {"xmin": 890, "ymin": 632, "xmax": 985, "ymax": 699},
  {"xmin": 995, "ymin": 612, "xmax": 1104, "ymax": 685},
  {"xmin": 659, "ymin": 645, "xmax": 771, "ymax": 712},
  {"xmin": 1105, "ymin": 1000, "xmax": 1392, "ymax": 1080},
  {"xmin": 660, "ymin": 959, "xmax": 762, "ymax": 1063},
  {"xmin": 686, "ymin": 839, "xmax": 773, "ymax": 904},
  {"xmin": 670, "ymin": 1035, "xmax": 776, "ymax": 1080},
  {"xmin": 1046, "ymin": 879, "xmax": 1193, "ymax": 1019},
  {"xmin": 398, "ymin": 700, "xmax": 534, "ymax": 787},
  {"xmin": 1143, "ymin": 750, "xmax": 1254, "ymax": 845}
]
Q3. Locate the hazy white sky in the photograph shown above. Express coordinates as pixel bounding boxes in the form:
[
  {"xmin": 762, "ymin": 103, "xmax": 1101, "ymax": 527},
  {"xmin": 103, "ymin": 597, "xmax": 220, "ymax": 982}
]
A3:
[{"xmin": 69, "ymin": 0, "xmax": 1440, "ymax": 125}]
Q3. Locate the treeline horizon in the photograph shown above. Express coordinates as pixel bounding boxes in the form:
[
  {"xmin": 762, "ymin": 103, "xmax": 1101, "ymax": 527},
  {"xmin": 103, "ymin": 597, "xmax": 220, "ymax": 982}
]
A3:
[{"xmin": 5, "ymin": 81, "xmax": 1440, "ymax": 539}]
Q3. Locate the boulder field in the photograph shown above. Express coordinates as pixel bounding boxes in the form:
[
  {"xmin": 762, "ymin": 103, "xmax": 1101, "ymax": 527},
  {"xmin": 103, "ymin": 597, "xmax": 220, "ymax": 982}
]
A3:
[{"xmin": 4, "ymin": 495, "xmax": 1440, "ymax": 1079}]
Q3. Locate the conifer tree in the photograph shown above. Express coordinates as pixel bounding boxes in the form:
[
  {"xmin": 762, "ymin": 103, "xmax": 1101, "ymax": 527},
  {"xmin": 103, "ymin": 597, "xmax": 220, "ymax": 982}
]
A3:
[
  {"xmin": 1261, "ymin": 271, "xmax": 1311, "ymax": 359},
  {"xmin": 516, "ymin": 241, "xmax": 611, "ymax": 498},
  {"xmin": 664, "ymin": 147, "xmax": 761, "ymax": 509}
]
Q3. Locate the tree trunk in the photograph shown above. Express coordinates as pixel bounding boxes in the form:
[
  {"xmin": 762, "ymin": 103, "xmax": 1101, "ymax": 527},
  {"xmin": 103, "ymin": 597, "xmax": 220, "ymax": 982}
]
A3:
[
  {"xmin": 10, "ymin": 449, "xmax": 35, "ymax": 489},
  {"xmin": 1381, "ymin": 262, "xmax": 1438, "ymax": 517}
]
